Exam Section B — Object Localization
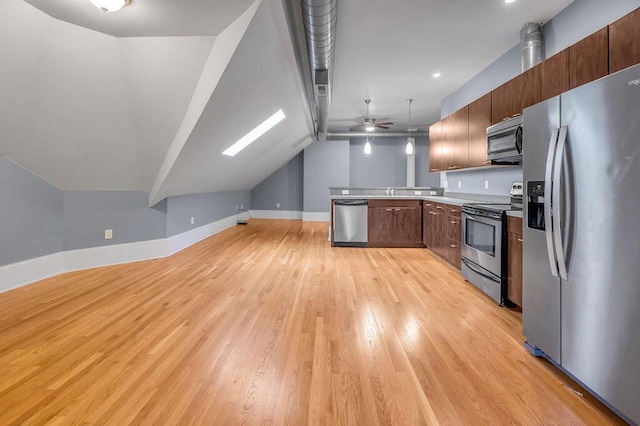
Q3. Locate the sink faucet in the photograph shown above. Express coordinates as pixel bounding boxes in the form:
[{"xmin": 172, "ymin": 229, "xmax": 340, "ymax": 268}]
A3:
[
  {"xmin": 391, "ymin": 188, "xmax": 395, "ymax": 196},
  {"xmin": 385, "ymin": 187, "xmax": 390, "ymax": 196}
]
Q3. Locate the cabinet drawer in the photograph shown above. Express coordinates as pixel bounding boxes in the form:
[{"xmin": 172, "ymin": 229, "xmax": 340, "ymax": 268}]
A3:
[{"xmin": 507, "ymin": 216, "xmax": 523, "ymax": 236}]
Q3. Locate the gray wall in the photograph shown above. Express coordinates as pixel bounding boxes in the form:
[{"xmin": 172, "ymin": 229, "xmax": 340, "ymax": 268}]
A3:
[
  {"xmin": 349, "ymin": 137, "xmax": 440, "ymax": 187},
  {"xmin": 303, "ymin": 140, "xmax": 350, "ymax": 213},
  {"xmin": 166, "ymin": 190, "xmax": 251, "ymax": 236},
  {"xmin": 442, "ymin": 0, "xmax": 640, "ymax": 115},
  {"xmin": 251, "ymin": 153, "xmax": 303, "ymax": 211},
  {"xmin": 415, "ymin": 138, "xmax": 441, "ymax": 188},
  {"xmin": 0, "ymin": 156, "xmax": 64, "ymax": 267},
  {"xmin": 63, "ymin": 191, "xmax": 167, "ymax": 251},
  {"xmin": 443, "ymin": 167, "xmax": 523, "ymax": 196}
]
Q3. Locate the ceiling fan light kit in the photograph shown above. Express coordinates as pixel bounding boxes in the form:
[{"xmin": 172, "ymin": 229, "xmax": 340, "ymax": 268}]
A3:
[{"xmin": 89, "ymin": 0, "xmax": 130, "ymax": 13}]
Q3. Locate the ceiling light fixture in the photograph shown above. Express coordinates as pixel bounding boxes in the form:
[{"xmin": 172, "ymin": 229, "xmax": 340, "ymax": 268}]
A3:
[
  {"xmin": 365, "ymin": 125, "xmax": 375, "ymax": 132},
  {"xmin": 223, "ymin": 109, "xmax": 286, "ymax": 157},
  {"xmin": 505, "ymin": 0, "xmax": 516, "ymax": 3},
  {"xmin": 89, "ymin": 0, "xmax": 131, "ymax": 13},
  {"xmin": 432, "ymin": 72, "xmax": 441, "ymax": 78},
  {"xmin": 364, "ymin": 134, "xmax": 372, "ymax": 156},
  {"xmin": 406, "ymin": 99, "xmax": 415, "ymax": 155}
]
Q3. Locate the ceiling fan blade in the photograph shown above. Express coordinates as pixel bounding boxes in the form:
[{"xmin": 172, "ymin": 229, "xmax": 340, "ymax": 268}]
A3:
[
  {"xmin": 376, "ymin": 122, "xmax": 394, "ymax": 126},
  {"xmin": 376, "ymin": 125, "xmax": 391, "ymax": 130}
]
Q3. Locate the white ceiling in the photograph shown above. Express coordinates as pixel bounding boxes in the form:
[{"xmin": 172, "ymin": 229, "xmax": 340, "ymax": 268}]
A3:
[
  {"xmin": 21, "ymin": 0, "xmax": 256, "ymax": 37},
  {"xmin": 1, "ymin": 0, "xmax": 575, "ymax": 203}
]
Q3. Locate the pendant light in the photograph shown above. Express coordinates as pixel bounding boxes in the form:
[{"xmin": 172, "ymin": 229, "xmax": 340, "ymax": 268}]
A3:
[
  {"xmin": 364, "ymin": 134, "xmax": 372, "ymax": 156},
  {"xmin": 406, "ymin": 99, "xmax": 415, "ymax": 155}
]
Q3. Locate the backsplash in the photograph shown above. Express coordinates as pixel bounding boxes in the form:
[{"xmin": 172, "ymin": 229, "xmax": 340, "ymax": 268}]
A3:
[{"xmin": 441, "ymin": 166, "xmax": 522, "ymax": 196}]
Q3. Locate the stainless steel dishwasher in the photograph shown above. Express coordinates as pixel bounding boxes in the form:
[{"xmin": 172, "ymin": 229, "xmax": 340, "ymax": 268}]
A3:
[{"xmin": 332, "ymin": 199, "xmax": 368, "ymax": 247}]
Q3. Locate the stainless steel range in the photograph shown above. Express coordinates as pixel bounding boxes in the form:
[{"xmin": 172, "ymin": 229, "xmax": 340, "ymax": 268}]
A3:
[{"xmin": 461, "ymin": 182, "xmax": 522, "ymax": 305}]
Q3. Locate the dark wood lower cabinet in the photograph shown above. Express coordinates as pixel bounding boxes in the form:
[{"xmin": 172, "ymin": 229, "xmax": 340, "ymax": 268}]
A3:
[
  {"xmin": 368, "ymin": 200, "xmax": 423, "ymax": 247},
  {"xmin": 507, "ymin": 216, "xmax": 523, "ymax": 308},
  {"xmin": 423, "ymin": 202, "xmax": 461, "ymax": 269}
]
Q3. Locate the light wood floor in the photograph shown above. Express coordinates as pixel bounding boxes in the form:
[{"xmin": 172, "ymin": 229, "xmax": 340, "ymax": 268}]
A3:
[{"xmin": 0, "ymin": 220, "xmax": 624, "ymax": 425}]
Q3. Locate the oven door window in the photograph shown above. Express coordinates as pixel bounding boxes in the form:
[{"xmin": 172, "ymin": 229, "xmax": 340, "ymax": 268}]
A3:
[{"xmin": 465, "ymin": 218, "xmax": 496, "ymax": 257}]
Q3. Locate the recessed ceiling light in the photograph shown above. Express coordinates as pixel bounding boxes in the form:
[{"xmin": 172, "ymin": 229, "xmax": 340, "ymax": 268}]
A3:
[
  {"xmin": 223, "ymin": 109, "xmax": 286, "ymax": 157},
  {"xmin": 432, "ymin": 72, "xmax": 441, "ymax": 78},
  {"xmin": 505, "ymin": 0, "xmax": 516, "ymax": 3}
]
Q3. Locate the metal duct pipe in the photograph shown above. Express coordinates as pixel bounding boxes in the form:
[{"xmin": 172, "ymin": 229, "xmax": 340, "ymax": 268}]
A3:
[
  {"xmin": 520, "ymin": 23, "xmax": 545, "ymax": 71},
  {"xmin": 301, "ymin": 0, "xmax": 337, "ymax": 141},
  {"xmin": 326, "ymin": 131, "xmax": 429, "ymax": 139}
]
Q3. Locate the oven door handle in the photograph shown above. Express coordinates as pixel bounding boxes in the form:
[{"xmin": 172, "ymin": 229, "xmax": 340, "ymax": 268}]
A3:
[{"xmin": 462, "ymin": 258, "xmax": 500, "ymax": 283}]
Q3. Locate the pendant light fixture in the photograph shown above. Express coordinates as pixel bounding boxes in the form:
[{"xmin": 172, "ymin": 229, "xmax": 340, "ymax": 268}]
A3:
[
  {"xmin": 406, "ymin": 99, "xmax": 415, "ymax": 155},
  {"xmin": 89, "ymin": 0, "xmax": 130, "ymax": 13},
  {"xmin": 364, "ymin": 134, "xmax": 372, "ymax": 156}
]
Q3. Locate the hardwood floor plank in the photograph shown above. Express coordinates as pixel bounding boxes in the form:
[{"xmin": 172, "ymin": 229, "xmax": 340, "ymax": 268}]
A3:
[{"xmin": 0, "ymin": 219, "xmax": 626, "ymax": 425}]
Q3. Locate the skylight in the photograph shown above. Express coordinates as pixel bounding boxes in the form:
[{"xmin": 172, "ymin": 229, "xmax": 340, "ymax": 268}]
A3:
[{"xmin": 222, "ymin": 109, "xmax": 286, "ymax": 157}]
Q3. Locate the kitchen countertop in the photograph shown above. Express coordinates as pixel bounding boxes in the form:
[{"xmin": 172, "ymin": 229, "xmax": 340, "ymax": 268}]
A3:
[{"xmin": 330, "ymin": 194, "xmax": 475, "ymax": 206}]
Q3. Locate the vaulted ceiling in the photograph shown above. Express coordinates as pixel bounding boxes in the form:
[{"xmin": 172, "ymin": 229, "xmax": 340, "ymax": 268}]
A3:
[{"xmin": 1, "ymin": 0, "xmax": 573, "ymax": 206}]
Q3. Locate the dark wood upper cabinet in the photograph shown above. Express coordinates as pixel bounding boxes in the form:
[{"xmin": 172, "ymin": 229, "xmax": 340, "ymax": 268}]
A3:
[
  {"xmin": 491, "ymin": 78, "xmax": 515, "ymax": 124},
  {"xmin": 610, "ymin": 7, "xmax": 640, "ymax": 73},
  {"xmin": 518, "ymin": 66, "xmax": 541, "ymax": 111},
  {"xmin": 441, "ymin": 115, "xmax": 454, "ymax": 170},
  {"xmin": 468, "ymin": 93, "xmax": 491, "ymax": 168},
  {"xmin": 452, "ymin": 106, "xmax": 469, "ymax": 170},
  {"xmin": 570, "ymin": 27, "xmax": 609, "ymax": 89},
  {"xmin": 540, "ymin": 49, "xmax": 569, "ymax": 101},
  {"xmin": 428, "ymin": 121, "xmax": 442, "ymax": 172}
]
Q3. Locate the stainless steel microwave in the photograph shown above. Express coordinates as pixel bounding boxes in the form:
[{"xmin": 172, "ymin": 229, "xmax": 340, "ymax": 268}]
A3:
[{"xmin": 486, "ymin": 115, "xmax": 523, "ymax": 163}]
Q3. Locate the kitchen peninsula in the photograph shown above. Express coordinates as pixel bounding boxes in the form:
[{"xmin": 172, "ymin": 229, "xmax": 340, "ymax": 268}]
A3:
[{"xmin": 330, "ymin": 187, "xmax": 510, "ymax": 269}]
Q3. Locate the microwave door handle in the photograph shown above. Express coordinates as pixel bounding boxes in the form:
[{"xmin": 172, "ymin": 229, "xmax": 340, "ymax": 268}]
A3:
[
  {"xmin": 515, "ymin": 125, "xmax": 523, "ymax": 154},
  {"xmin": 545, "ymin": 128, "xmax": 560, "ymax": 278},
  {"xmin": 553, "ymin": 126, "xmax": 569, "ymax": 281}
]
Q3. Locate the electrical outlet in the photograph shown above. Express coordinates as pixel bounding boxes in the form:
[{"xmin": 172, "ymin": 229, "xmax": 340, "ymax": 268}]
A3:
[
  {"xmin": 240, "ymin": 204, "xmax": 243, "ymax": 210},
  {"xmin": 414, "ymin": 191, "xmax": 422, "ymax": 195},
  {"xmin": 458, "ymin": 181, "xmax": 462, "ymax": 189},
  {"xmin": 485, "ymin": 180, "xmax": 489, "ymax": 189},
  {"xmin": 443, "ymin": 181, "xmax": 448, "ymax": 188},
  {"xmin": 191, "ymin": 217, "xmax": 194, "ymax": 225},
  {"xmin": 342, "ymin": 189, "xmax": 349, "ymax": 195},
  {"xmin": 236, "ymin": 206, "xmax": 239, "ymax": 211},
  {"xmin": 276, "ymin": 202, "xmax": 280, "ymax": 208},
  {"xmin": 104, "ymin": 229, "xmax": 113, "ymax": 240}
]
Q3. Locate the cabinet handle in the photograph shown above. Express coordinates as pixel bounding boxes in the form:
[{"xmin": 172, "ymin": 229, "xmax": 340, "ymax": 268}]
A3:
[
  {"xmin": 449, "ymin": 209, "xmax": 459, "ymax": 212},
  {"xmin": 436, "ymin": 206, "xmax": 443, "ymax": 209},
  {"xmin": 450, "ymin": 244, "xmax": 457, "ymax": 248},
  {"xmin": 394, "ymin": 208, "xmax": 401, "ymax": 211},
  {"xmin": 448, "ymin": 166, "xmax": 459, "ymax": 170},
  {"xmin": 451, "ymin": 221, "xmax": 458, "ymax": 224},
  {"xmin": 518, "ymin": 238, "xmax": 523, "ymax": 242},
  {"xmin": 386, "ymin": 208, "xmax": 393, "ymax": 211}
]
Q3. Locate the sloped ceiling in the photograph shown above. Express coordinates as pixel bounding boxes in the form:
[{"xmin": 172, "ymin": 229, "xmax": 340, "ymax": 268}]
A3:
[{"xmin": 0, "ymin": 0, "xmax": 313, "ymax": 203}]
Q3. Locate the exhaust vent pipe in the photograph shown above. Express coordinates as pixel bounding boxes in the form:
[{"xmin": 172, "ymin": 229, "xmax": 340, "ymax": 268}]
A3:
[
  {"xmin": 520, "ymin": 23, "xmax": 544, "ymax": 71},
  {"xmin": 301, "ymin": 0, "xmax": 337, "ymax": 141}
]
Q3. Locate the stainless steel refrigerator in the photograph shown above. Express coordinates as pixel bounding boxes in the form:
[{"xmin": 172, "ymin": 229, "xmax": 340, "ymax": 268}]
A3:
[{"xmin": 522, "ymin": 63, "xmax": 640, "ymax": 425}]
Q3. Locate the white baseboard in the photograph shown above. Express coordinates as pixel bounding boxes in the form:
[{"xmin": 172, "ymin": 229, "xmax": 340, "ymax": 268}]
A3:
[
  {"xmin": 64, "ymin": 238, "xmax": 169, "ymax": 273},
  {"xmin": 250, "ymin": 210, "xmax": 303, "ymax": 220},
  {"xmin": 0, "ymin": 252, "xmax": 65, "ymax": 294},
  {"xmin": 0, "ymin": 213, "xmax": 245, "ymax": 294},
  {"xmin": 303, "ymin": 212, "xmax": 330, "ymax": 222},
  {"xmin": 167, "ymin": 213, "xmax": 243, "ymax": 255}
]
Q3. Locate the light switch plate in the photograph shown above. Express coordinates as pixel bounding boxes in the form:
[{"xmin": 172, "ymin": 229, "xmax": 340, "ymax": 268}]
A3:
[
  {"xmin": 191, "ymin": 217, "xmax": 194, "ymax": 225},
  {"xmin": 105, "ymin": 229, "xmax": 113, "ymax": 240},
  {"xmin": 342, "ymin": 190, "xmax": 349, "ymax": 195}
]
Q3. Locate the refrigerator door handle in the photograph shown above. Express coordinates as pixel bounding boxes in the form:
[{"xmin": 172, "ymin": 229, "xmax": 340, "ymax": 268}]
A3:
[
  {"xmin": 545, "ymin": 128, "xmax": 560, "ymax": 278},
  {"xmin": 553, "ymin": 126, "xmax": 569, "ymax": 280}
]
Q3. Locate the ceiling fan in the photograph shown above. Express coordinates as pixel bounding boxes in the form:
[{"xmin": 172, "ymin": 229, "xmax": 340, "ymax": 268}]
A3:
[{"xmin": 359, "ymin": 99, "xmax": 393, "ymax": 131}]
